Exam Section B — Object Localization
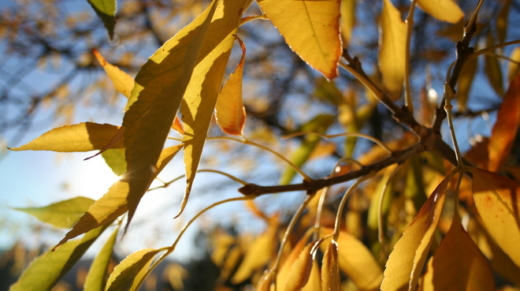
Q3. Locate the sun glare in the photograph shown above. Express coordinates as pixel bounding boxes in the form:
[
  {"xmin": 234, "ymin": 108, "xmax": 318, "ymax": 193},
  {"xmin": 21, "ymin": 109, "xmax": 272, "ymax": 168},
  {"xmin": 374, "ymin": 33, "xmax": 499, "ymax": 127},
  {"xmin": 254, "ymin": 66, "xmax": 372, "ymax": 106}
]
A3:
[{"xmin": 71, "ymin": 154, "xmax": 120, "ymax": 199}]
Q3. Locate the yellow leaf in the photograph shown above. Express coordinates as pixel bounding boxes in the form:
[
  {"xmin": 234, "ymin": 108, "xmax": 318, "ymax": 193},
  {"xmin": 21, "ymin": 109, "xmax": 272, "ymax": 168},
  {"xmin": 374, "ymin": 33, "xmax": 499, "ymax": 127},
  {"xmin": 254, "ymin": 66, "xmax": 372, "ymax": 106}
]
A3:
[
  {"xmin": 422, "ymin": 212, "xmax": 494, "ymax": 291},
  {"xmin": 215, "ymin": 36, "xmax": 247, "ymax": 136},
  {"xmin": 470, "ymin": 168, "xmax": 520, "ymax": 267},
  {"xmin": 381, "ymin": 175, "xmax": 449, "ymax": 291},
  {"xmin": 14, "ymin": 197, "xmax": 94, "ymax": 229},
  {"xmin": 416, "ymin": 0, "xmax": 464, "ymax": 24},
  {"xmin": 277, "ymin": 231, "xmax": 313, "ymax": 291},
  {"xmin": 303, "ymin": 260, "xmax": 322, "ymax": 291},
  {"xmin": 321, "ymin": 241, "xmax": 341, "ymax": 291},
  {"xmin": 379, "ymin": 0, "xmax": 406, "ymax": 100},
  {"xmin": 9, "ymin": 225, "xmax": 106, "ymax": 291},
  {"xmin": 54, "ymin": 145, "xmax": 182, "ymax": 249},
  {"xmin": 257, "ymin": 0, "xmax": 342, "ymax": 79},
  {"xmin": 9, "ymin": 122, "xmax": 123, "ymax": 152},
  {"xmin": 487, "ymin": 73, "xmax": 520, "ymax": 172},
  {"xmin": 180, "ymin": 0, "xmax": 251, "ymax": 217},
  {"xmin": 105, "ymin": 248, "xmax": 163, "ymax": 291},
  {"xmin": 507, "ymin": 47, "xmax": 520, "ymax": 82},
  {"xmin": 340, "ymin": 0, "xmax": 356, "ymax": 47},
  {"xmin": 84, "ymin": 226, "xmax": 119, "ymax": 291},
  {"xmin": 93, "ymin": 49, "xmax": 134, "ymax": 98},
  {"xmin": 256, "ymin": 269, "xmax": 275, "ymax": 291},
  {"xmin": 232, "ymin": 218, "xmax": 278, "ymax": 283}
]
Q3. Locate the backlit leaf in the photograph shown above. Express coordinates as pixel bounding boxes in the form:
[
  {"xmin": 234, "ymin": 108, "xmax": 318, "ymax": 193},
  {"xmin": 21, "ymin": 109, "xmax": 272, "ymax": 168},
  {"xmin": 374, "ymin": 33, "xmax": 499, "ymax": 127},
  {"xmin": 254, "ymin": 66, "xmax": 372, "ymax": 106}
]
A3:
[
  {"xmin": 105, "ymin": 248, "xmax": 163, "ymax": 291},
  {"xmin": 422, "ymin": 212, "xmax": 494, "ymax": 291},
  {"xmin": 257, "ymin": 0, "xmax": 342, "ymax": 79},
  {"xmin": 379, "ymin": 0, "xmax": 406, "ymax": 100},
  {"xmin": 470, "ymin": 168, "xmax": 520, "ymax": 267},
  {"xmin": 87, "ymin": 0, "xmax": 116, "ymax": 39},
  {"xmin": 232, "ymin": 217, "xmax": 278, "ymax": 283},
  {"xmin": 340, "ymin": 0, "xmax": 356, "ymax": 47},
  {"xmin": 9, "ymin": 225, "xmax": 106, "ymax": 291},
  {"xmin": 381, "ymin": 175, "xmax": 449, "ymax": 291},
  {"xmin": 179, "ymin": 0, "xmax": 250, "ymax": 217},
  {"xmin": 487, "ymin": 73, "xmax": 520, "ymax": 172},
  {"xmin": 93, "ymin": 49, "xmax": 134, "ymax": 98},
  {"xmin": 9, "ymin": 122, "xmax": 123, "ymax": 152},
  {"xmin": 215, "ymin": 36, "xmax": 247, "ymax": 136},
  {"xmin": 277, "ymin": 232, "xmax": 313, "ymax": 291},
  {"xmin": 280, "ymin": 114, "xmax": 335, "ymax": 185},
  {"xmin": 101, "ymin": 148, "xmax": 127, "ymax": 176},
  {"xmin": 54, "ymin": 145, "xmax": 182, "ymax": 249},
  {"xmin": 507, "ymin": 47, "xmax": 520, "ymax": 82},
  {"xmin": 321, "ymin": 241, "xmax": 340, "ymax": 291},
  {"xmin": 14, "ymin": 197, "xmax": 94, "ymax": 229},
  {"xmin": 84, "ymin": 226, "xmax": 119, "ymax": 291},
  {"xmin": 416, "ymin": 0, "xmax": 464, "ymax": 24}
]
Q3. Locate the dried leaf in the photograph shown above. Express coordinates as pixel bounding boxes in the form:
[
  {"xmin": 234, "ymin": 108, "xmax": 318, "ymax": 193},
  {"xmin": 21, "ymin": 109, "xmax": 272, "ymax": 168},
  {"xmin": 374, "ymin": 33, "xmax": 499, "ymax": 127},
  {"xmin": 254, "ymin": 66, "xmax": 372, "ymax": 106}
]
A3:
[
  {"xmin": 93, "ymin": 49, "xmax": 134, "ymax": 98},
  {"xmin": 84, "ymin": 226, "xmax": 119, "ymax": 291},
  {"xmin": 14, "ymin": 197, "xmax": 94, "ymax": 229},
  {"xmin": 379, "ymin": 0, "xmax": 406, "ymax": 100},
  {"xmin": 215, "ymin": 36, "xmax": 247, "ymax": 136},
  {"xmin": 422, "ymin": 212, "xmax": 494, "ymax": 291},
  {"xmin": 487, "ymin": 73, "xmax": 520, "ymax": 172},
  {"xmin": 257, "ymin": 0, "xmax": 342, "ymax": 79},
  {"xmin": 9, "ymin": 226, "xmax": 106, "ymax": 291},
  {"xmin": 9, "ymin": 123, "xmax": 123, "ymax": 152},
  {"xmin": 180, "ymin": 0, "xmax": 250, "ymax": 217},
  {"xmin": 470, "ymin": 168, "xmax": 520, "ymax": 267},
  {"xmin": 105, "ymin": 248, "xmax": 163, "ymax": 291},
  {"xmin": 381, "ymin": 175, "xmax": 449, "ymax": 291},
  {"xmin": 416, "ymin": 0, "xmax": 464, "ymax": 23}
]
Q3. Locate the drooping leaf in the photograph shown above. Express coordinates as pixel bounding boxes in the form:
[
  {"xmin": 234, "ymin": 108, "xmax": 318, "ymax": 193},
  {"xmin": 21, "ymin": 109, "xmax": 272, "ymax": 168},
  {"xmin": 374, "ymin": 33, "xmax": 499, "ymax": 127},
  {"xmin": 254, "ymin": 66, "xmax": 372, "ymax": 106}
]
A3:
[
  {"xmin": 14, "ymin": 197, "xmax": 94, "ymax": 229},
  {"xmin": 178, "ymin": 0, "xmax": 250, "ymax": 217},
  {"xmin": 93, "ymin": 49, "xmax": 134, "ymax": 98},
  {"xmin": 105, "ymin": 248, "xmax": 163, "ymax": 291},
  {"xmin": 84, "ymin": 226, "xmax": 120, "ymax": 291},
  {"xmin": 9, "ymin": 225, "xmax": 106, "ymax": 291},
  {"xmin": 340, "ymin": 0, "xmax": 356, "ymax": 47},
  {"xmin": 54, "ymin": 145, "xmax": 182, "ymax": 249},
  {"xmin": 416, "ymin": 0, "xmax": 464, "ymax": 24},
  {"xmin": 422, "ymin": 212, "xmax": 494, "ymax": 291},
  {"xmin": 455, "ymin": 55, "xmax": 478, "ymax": 111},
  {"xmin": 101, "ymin": 148, "xmax": 127, "ymax": 176},
  {"xmin": 87, "ymin": 0, "xmax": 116, "ymax": 39},
  {"xmin": 9, "ymin": 122, "xmax": 123, "ymax": 152},
  {"xmin": 257, "ymin": 0, "xmax": 342, "ymax": 79},
  {"xmin": 215, "ymin": 36, "xmax": 247, "ymax": 136},
  {"xmin": 487, "ymin": 73, "xmax": 520, "ymax": 172},
  {"xmin": 484, "ymin": 34, "xmax": 504, "ymax": 97},
  {"xmin": 496, "ymin": 0, "xmax": 511, "ymax": 45},
  {"xmin": 279, "ymin": 114, "xmax": 335, "ymax": 185},
  {"xmin": 470, "ymin": 168, "xmax": 520, "ymax": 267},
  {"xmin": 256, "ymin": 269, "xmax": 275, "ymax": 291},
  {"xmin": 232, "ymin": 217, "xmax": 278, "ymax": 283},
  {"xmin": 379, "ymin": 0, "xmax": 406, "ymax": 100},
  {"xmin": 321, "ymin": 241, "xmax": 340, "ymax": 291},
  {"xmin": 381, "ymin": 174, "xmax": 450, "ymax": 291},
  {"xmin": 507, "ymin": 47, "xmax": 520, "ymax": 82},
  {"xmin": 277, "ymin": 231, "xmax": 313, "ymax": 291}
]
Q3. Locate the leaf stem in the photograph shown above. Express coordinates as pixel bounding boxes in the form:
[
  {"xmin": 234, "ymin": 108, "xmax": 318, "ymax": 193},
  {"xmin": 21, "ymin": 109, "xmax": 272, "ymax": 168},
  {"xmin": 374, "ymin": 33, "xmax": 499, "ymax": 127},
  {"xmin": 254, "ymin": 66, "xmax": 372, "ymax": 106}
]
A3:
[
  {"xmin": 468, "ymin": 39, "xmax": 520, "ymax": 60},
  {"xmin": 284, "ymin": 131, "xmax": 392, "ymax": 154},
  {"xmin": 403, "ymin": 0, "xmax": 418, "ymax": 112}
]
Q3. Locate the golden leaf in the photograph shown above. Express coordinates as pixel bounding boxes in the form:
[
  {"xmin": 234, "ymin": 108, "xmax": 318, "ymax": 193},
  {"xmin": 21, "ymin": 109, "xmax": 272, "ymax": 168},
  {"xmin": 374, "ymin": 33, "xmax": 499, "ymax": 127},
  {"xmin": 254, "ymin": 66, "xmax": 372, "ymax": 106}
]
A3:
[
  {"xmin": 470, "ymin": 168, "xmax": 520, "ymax": 267},
  {"xmin": 381, "ymin": 175, "xmax": 449, "ymax": 291},
  {"xmin": 93, "ymin": 49, "xmax": 134, "ymax": 98},
  {"xmin": 416, "ymin": 0, "xmax": 464, "ymax": 24},
  {"xmin": 257, "ymin": 0, "xmax": 342, "ymax": 79},
  {"xmin": 321, "ymin": 241, "xmax": 341, "ymax": 291}
]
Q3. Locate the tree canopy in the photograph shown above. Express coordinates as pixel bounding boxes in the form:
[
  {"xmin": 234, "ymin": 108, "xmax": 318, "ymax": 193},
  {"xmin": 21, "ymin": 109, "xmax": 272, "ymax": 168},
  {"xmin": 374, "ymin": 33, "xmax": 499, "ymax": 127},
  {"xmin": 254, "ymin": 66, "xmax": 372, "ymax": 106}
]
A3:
[{"xmin": 2, "ymin": 0, "xmax": 520, "ymax": 290}]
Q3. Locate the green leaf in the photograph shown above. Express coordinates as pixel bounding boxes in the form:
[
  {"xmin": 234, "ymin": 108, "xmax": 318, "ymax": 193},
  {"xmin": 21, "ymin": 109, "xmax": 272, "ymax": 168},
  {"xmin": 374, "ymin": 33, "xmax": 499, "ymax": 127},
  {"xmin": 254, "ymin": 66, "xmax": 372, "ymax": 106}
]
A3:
[
  {"xmin": 84, "ymin": 226, "xmax": 120, "ymax": 291},
  {"xmin": 54, "ymin": 145, "xmax": 182, "ymax": 249},
  {"xmin": 105, "ymin": 248, "xmax": 163, "ymax": 291},
  {"xmin": 14, "ymin": 197, "xmax": 95, "ymax": 229},
  {"xmin": 102, "ymin": 148, "xmax": 127, "ymax": 176},
  {"xmin": 279, "ymin": 114, "xmax": 335, "ymax": 185},
  {"xmin": 485, "ymin": 34, "xmax": 504, "ymax": 96},
  {"xmin": 9, "ymin": 122, "xmax": 123, "ymax": 152},
  {"xmin": 87, "ymin": 0, "xmax": 117, "ymax": 39},
  {"xmin": 179, "ymin": 0, "xmax": 251, "ymax": 217},
  {"xmin": 9, "ymin": 225, "xmax": 107, "ymax": 291},
  {"xmin": 455, "ymin": 57, "xmax": 478, "ymax": 111}
]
